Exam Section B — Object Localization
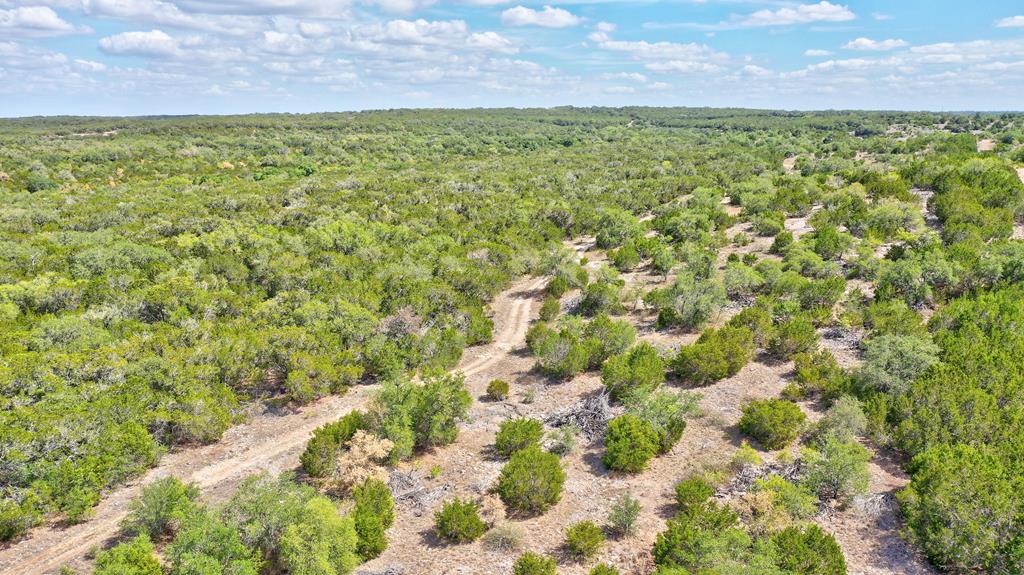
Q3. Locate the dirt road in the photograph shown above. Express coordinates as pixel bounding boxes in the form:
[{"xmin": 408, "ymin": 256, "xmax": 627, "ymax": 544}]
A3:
[{"xmin": 0, "ymin": 273, "xmax": 547, "ymax": 575}]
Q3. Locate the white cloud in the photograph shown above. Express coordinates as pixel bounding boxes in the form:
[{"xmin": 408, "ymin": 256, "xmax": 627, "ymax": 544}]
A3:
[
  {"xmin": 996, "ymin": 15, "xmax": 1024, "ymax": 28},
  {"xmin": 501, "ymin": 5, "xmax": 580, "ymax": 28},
  {"xmin": 261, "ymin": 30, "xmax": 317, "ymax": 55},
  {"xmin": 466, "ymin": 31, "xmax": 517, "ymax": 54},
  {"xmin": 597, "ymin": 38, "xmax": 725, "ymax": 62},
  {"xmin": 99, "ymin": 29, "xmax": 182, "ymax": 57},
  {"xmin": 595, "ymin": 21, "xmax": 615, "ymax": 32},
  {"xmin": 741, "ymin": 64, "xmax": 772, "ymax": 76},
  {"xmin": 74, "ymin": 58, "xmax": 107, "ymax": 71},
  {"xmin": 364, "ymin": 0, "xmax": 436, "ymax": 14},
  {"xmin": 648, "ymin": 81, "xmax": 670, "ymax": 90},
  {"xmin": 872, "ymin": 12, "xmax": 893, "ymax": 21},
  {"xmin": 371, "ymin": 18, "xmax": 468, "ymax": 44},
  {"xmin": 644, "ymin": 60, "xmax": 721, "ymax": 73},
  {"xmin": 645, "ymin": 1, "xmax": 854, "ymax": 32},
  {"xmin": 599, "ymin": 71, "xmax": 647, "ymax": 83},
  {"xmin": 734, "ymin": 1, "xmax": 854, "ymax": 28},
  {"xmin": 804, "ymin": 49, "xmax": 832, "ymax": 56},
  {"xmin": 172, "ymin": 0, "xmax": 351, "ymax": 17},
  {"xmin": 843, "ymin": 37, "xmax": 908, "ymax": 51},
  {"xmin": 83, "ymin": 0, "xmax": 236, "ymax": 33},
  {"xmin": 0, "ymin": 5, "xmax": 87, "ymax": 37}
]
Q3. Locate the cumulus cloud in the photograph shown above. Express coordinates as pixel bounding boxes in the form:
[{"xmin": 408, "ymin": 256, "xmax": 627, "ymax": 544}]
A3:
[
  {"xmin": 804, "ymin": 49, "xmax": 833, "ymax": 56},
  {"xmin": 996, "ymin": 15, "xmax": 1024, "ymax": 28},
  {"xmin": 99, "ymin": 29, "xmax": 182, "ymax": 57},
  {"xmin": 843, "ymin": 37, "xmax": 909, "ymax": 51},
  {"xmin": 648, "ymin": 1, "xmax": 855, "ymax": 31},
  {"xmin": 735, "ymin": 1, "xmax": 855, "ymax": 27},
  {"xmin": 171, "ymin": 0, "xmax": 351, "ymax": 17},
  {"xmin": 501, "ymin": 5, "xmax": 580, "ymax": 28},
  {"xmin": 0, "ymin": 5, "xmax": 88, "ymax": 37},
  {"xmin": 466, "ymin": 31, "xmax": 517, "ymax": 54}
]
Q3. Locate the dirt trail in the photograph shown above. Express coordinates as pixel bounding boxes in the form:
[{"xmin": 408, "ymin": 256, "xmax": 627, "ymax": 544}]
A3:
[{"xmin": 0, "ymin": 274, "xmax": 547, "ymax": 575}]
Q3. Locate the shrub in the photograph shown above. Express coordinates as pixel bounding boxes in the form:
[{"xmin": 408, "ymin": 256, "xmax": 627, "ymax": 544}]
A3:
[
  {"xmin": 611, "ymin": 243, "xmax": 641, "ymax": 271},
  {"xmin": 602, "ymin": 343, "xmax": 666, "ymax": 402},
  {"xmin": 121, "ymin": 477, "xmax": 199, "ymax": 540},
  {"xmin": 482, "ymin": 522, "xmax": 525, "ymax": 552},
  {"xmin": 753, "ymin": 211, "xmax": 785, "ymax": 236},
  {"xmin": 547, "ymin": 425, "xmax": 578, "ymax": 457},
  {"xmin": 858, "ymin": 334, "xmax": 940, "ymax": 395},
  {"xmin": 580, "ymin": 281, "xmax": 624, "ymax": 316},
  {"xmin": 583, "ymin": 314, "xmax": 636, "ymax": 366},
  {"xmin": 738, "ymin": 399, "xmax": 806, "ymax": 450},
  {"xmin": 435, "ymin": 498, "xmax": 487, "ymax": 543},
  {"xmin": 299, "ymin": 409, "xmax": 368, "ymax": 476},
  {"xmin": 528, "ymin": 324, "xmax": 591, "ymax": 379},
  {"xmin": 353, "ymin": 478, "xmax": 395, "ymax": 529},
  {"xmin": 812, "ymin": 396, "xmax": 867, "ymax": 444},
  {"xmin": 898, "ymin": 444, "xmax": 1021, "ymax": 573},
  {"xmin": 0, "ymin": 494, "xmax": 41, "ymax": 542},
  {"xmin": 94, "ymin": 535, "xmax": 162, "ymax": 575},
  {"xmin": 220, "ymin": 472, "xmax": 315, "ymax": 558},
  {"xmin": 655, "ymin": 272, "xmax": 726, "ymax": 331},
  {"xmin": 727, "ymin": 300, "xmax": 775, "ymax": 347},
  {"xmin": 564, "ymin": 520, "xmax": 605, "ymax": 560},
  {"xmin": 487, "ymin": 379, "xmax": 510, "ymax": 401},
  {"xmin": 730, "ymin": 442, "xmax": 762, "ymax": 470},
  {"xmin": 672, "ymin": 326, "xmax": 754, "ymax": 386},
  {"xmin": 497, "ymin": 446, "xmax": 566, "ymax": 515},
  {"xmin": 371, "ymin": 375, "xmax": 471, "ymax": 460},
  {"xmin": 495, "ymin": 418, "xmax": 544, "ymax": 457},
  {"xmin": 354, "ymin": 512, "xmax": 387, "ymax": 560},
  {"xmin": 512, "ymin": 552, "xmax": 557, "ymax": 575},
  {"xmin": 752, "ymin": 475, "xmax": 817, "ymax": 521},
  {"xmin": 547, "ymin": 276, "xmax": 570, "ymax": 298},
  {"xmin": 723, "ymin": 262, "xmax": 764, "ymax": 300},
  {"xmin": 279, "ymin": 497, "xmax": 360, "ymax": 575},
  {"xmin": 625, "ymin": 389, "xmax": 698, "ymax": 454},
  {"xmin": 332, "ymin": 431, "xmax": 393, "ymax": 493},
  {"xmin": 603, "ymin": 414, "xmax": 660, "ymax": 473},
  {"xmin": 770, "ymin": 525, "xmax": 846, "ymax": 575},
  {"xmin": 770, "ymin": 231, "xmax": 794, "ymax": 254},
  {"xmin": 802, "ymin": 436, "xmax": 870, "ymax": 505},
  {"xmin": 539, "ymin": 296, "xmax": 560, "ymax": 322},
  {"xmin": 767, "ymin": 316, "xmax": 818, "ymax": 360},
  {"xmin": 166, "ymin": 511, "xmax": 262, "ymax": 575},
  {"xmin": 792, "ymin": 350, "xmax": 848, "ymax": 400},
  {"xmin": 606, "ymin": 493, "xmax": 641, "ymax": 537},
  {"xmin": 674, "ymin": 477, "xmax": 714, "ymax": 516},
  {"xmin": 353, "ymin": 478, "xmax": 394, "ymax": 559},
  {"xmin": 652, "ymin": 502, "xmax": 746, "ymax": 572},
  {"xmin": 590, "ymin": 564, "xmax": 620, "ymax": 575}
]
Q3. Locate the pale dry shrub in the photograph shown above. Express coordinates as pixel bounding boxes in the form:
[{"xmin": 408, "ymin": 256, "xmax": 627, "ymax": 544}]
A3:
[
  {"xmin": 333, "ymin": 430, "xmax": 393, "ymax": 493},
  {"xmin": 482, "ymin": 522, "xmax": 525, "ymax": 553}
]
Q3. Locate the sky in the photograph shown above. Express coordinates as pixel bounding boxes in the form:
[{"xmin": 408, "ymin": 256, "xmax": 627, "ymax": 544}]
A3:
[{"xmin": 1, "ymin": 0, "xmax": 1024, "ymax": 116}]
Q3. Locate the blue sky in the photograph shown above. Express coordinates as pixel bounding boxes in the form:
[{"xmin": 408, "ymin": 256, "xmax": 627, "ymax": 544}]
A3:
[{"xmin": 1, "ymin": 0, "xmax": 1023, "ymax": 116}]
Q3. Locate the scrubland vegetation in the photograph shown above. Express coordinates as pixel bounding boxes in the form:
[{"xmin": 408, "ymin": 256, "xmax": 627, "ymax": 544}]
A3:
[{"xmin": 1, "ymin": 108, "xmax": 1023, "ymax": 574}]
